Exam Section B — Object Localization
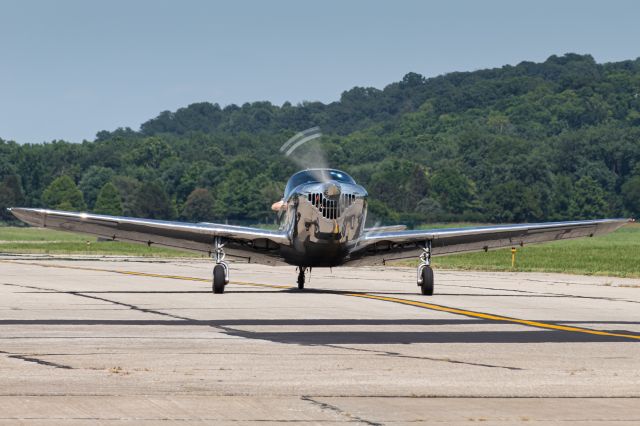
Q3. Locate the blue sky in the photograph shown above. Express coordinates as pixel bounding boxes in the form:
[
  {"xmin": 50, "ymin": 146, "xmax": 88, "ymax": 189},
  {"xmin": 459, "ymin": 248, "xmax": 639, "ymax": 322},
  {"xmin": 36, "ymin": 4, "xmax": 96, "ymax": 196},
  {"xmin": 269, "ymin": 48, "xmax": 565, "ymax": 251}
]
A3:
[{"xmin": 1, "ymin": 0, "xmax": 639, "ymax": 143}]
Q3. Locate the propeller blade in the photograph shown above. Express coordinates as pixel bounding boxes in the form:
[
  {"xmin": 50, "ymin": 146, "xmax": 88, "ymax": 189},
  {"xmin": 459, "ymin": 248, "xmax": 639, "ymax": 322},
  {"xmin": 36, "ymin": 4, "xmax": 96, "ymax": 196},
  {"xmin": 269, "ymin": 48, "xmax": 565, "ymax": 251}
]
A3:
[
  {"xmin": 280, "ymin": 127, "xmax": 329, "ymax": 179},
  {"xmin": 280, "ymin": 126, "xmax": 321, "ymax": 156}
]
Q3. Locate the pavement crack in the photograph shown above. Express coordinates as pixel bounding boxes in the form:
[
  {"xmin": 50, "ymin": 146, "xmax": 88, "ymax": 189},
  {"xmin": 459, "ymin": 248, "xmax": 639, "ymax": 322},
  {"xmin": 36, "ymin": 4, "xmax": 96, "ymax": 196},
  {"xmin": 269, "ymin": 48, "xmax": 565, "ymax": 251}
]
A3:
[
  {"xmin": 324, "ymin": 345, "xmax": 524, "ymax": 371},
  {"xmin": 1, "ymin": 282, "xmax": 193, "ymax": 321},
  {"xmin": 301, "ymin": 396, "xmax": 382, "ymax": 425},
  {"xmin": 0, "ymin": 350, "xmax": 73, "ymax": 369},
  {"xmin": 440, "ymin": 281, "xmax": 640, "ymax": 305},
  {"xmin": 68, "ymin": 292, "xmax": 192, "ymax": 321}
]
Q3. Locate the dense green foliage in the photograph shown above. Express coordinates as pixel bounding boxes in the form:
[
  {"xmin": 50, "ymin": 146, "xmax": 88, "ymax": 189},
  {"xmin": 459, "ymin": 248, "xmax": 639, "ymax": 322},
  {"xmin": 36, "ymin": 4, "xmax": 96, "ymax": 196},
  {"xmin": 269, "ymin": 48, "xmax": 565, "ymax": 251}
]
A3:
[
  {"xmin": 0, "ymin": 174, "xmax": 24, "ymax": 221},
  {"xmin": 94, "ymin": 182, "xmax": 123, "ymax": 215},
  {"xmin": 181, "ymin": 188, "xmax": 216, "ymax": 221},
  {"xmin": 1, "ymin": 54, "xmax": 639, "ymax": 225},
  {"xmin": 41, "ymin": 176, "xmax": 86, "ymax": 211}
]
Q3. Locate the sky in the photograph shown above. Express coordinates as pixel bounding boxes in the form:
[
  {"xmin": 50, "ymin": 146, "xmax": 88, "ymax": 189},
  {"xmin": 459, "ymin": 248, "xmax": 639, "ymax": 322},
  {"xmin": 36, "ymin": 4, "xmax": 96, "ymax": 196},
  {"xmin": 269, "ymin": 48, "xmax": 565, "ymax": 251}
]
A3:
[{"xmin": 1, "ymin": 0, "xmax": 639, "ymax": 144}]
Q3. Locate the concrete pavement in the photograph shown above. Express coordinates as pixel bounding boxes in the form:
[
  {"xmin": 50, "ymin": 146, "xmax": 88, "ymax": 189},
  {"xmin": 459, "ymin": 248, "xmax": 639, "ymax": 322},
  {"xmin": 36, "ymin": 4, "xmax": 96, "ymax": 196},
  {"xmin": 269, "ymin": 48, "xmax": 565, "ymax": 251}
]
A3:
[{"xmin": 0, "ymin": 255, "xmax": 639, "ymax": 424}]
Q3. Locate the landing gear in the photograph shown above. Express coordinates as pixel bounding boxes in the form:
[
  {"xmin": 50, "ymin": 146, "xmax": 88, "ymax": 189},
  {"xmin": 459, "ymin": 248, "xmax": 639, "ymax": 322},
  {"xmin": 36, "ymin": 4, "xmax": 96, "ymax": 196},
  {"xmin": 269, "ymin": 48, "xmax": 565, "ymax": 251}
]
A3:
[
  {"xmin": 419, "ymin": 265, "xmax": 434, "ymax": 295},
  {"xmin": 212, "ymin": 237, "xmax": 229, "ymax": 294},
  {"xmin": 213, "ymin": 264, "xmax": 226, "ymax": 294},
  {"xmin": 417, "ymin": 241, "xmax": 434, "ymax": 296},
  {"xmin": 297, "ymin": 267, "xmax": 306, "ymax": 290}
]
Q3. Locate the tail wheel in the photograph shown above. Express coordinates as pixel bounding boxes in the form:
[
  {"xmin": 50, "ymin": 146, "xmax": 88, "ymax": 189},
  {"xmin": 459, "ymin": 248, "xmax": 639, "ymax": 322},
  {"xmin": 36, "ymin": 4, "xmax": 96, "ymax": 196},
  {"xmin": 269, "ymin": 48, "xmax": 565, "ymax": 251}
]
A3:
[
  {"xmin": 420, "ymin": 266, "xmax": 434, "ymax": 296},
  {"xmin": 213, "ymin": 264, "xmax": 226, "ymax": 294}
]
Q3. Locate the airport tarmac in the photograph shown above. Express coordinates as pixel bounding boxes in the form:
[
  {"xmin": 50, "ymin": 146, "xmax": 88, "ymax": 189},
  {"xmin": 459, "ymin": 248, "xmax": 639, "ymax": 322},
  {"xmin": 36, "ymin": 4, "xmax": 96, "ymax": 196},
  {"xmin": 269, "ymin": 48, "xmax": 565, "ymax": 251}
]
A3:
[{"xmin": 0, "ymin": 254, "xmax": 639, "ymax": 425}]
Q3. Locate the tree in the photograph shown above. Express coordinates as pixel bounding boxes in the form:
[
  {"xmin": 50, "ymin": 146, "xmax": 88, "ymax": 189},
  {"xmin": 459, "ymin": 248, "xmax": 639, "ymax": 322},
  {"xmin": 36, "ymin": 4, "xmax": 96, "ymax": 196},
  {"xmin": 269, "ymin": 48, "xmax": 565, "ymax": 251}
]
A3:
[
  {"xmin": 79, "ymin": 166, "xmax": 115, "ymax": 209},
  {"xmin": 128, "ymin": 137, "xmax": 174, "ymax": 168},
  {"xmin": 487, "ymin": 112, "xmax": 510, "ymax": 133},
  {"xmin": 42, "ymin": 175, "xmax": 86, "ymax": 211},
  {"xmin": 133, "ymin": 181, "xmax": 176, "ymax": 219},
  {"xmin": 94, "ymin": 182, "xmax": 123, "ymax": 215},
  {"xmin": 416, "ymin": 197, "xmax": 444, "ymax": 221},
  {"xmin": 568, "ymin": 176, "xmax": 609, "ymax": 219},
  {"xmin": 366, "ymin": 160, "xmax": 429, "ymax": 213},
  {"xmin": 621, "ymin": 175, "xmax": 640, "ymax": 216},
  {"xmin": 212, "ymin": 169, "xmax": 264, "ymax": 221},
  {"xmin": 111, "ymin": 176, "xmax": 141, "ymax": 216},
  {"xmin": 181, "ymin": 188, "xmax": 216, "ymax": 222},
  {"xmin": 430, "ymin": 167, "xmax": 477, "ymax": 215},
  {"xmin": 547, "ymin": 174, "xmax": 579, "ymax": 220},
  {"xmin": 0, "ymin": 174, "xmax": 25, "ymax": 221}
]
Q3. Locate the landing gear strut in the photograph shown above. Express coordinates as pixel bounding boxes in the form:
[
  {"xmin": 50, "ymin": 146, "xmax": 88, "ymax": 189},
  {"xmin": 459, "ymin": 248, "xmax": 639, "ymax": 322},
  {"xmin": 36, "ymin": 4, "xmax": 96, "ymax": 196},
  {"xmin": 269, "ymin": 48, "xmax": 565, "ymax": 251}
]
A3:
[
  {"xmin": 212, "ymin": 237, "xmax": 229, "ymax": 294},
  {"xmin": 297, "ymin": 267, "xmax": 307, "ymax": 290},
  {"xmin": 417, "ymin": 240, "xmax": 434, "ymax": 296}
]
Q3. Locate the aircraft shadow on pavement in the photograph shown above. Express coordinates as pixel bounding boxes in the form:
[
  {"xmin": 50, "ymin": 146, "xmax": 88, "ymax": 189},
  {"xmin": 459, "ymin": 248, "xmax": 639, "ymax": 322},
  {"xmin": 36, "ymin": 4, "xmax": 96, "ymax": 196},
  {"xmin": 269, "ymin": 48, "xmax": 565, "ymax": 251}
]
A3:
[
  {"xmin": 6, "ymin": 283, "xmax": 639, "ymax": 344},
  {"xmin": 218, "ymin": 328, "xmax": 638, "ymax": 344},
  {"xmin": 1, "ymin": 318, "xmax": 637, "ymax": 344}
]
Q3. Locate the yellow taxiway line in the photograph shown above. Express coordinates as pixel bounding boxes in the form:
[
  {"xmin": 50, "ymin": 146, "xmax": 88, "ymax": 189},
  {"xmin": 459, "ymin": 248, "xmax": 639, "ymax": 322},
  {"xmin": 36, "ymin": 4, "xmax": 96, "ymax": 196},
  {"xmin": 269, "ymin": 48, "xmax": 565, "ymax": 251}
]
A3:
[
  {"xmin": 0, "ymin": 260, "xmax": 290, "ymax": 289},
  {"xmin": 345, "ymin": 293, "xmax": 640, "ymax": 341},
  {"xmin": 3, "ymin": 259, "xmax": 640, "ymax": 341}
]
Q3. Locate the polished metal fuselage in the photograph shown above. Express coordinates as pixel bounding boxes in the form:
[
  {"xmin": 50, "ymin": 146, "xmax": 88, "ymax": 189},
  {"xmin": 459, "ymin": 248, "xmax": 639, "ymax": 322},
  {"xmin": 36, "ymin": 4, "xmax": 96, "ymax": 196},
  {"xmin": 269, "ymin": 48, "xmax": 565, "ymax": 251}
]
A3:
[{"xmin": 278, "ymin": 181, "xmax": 368, "ymax": 267}]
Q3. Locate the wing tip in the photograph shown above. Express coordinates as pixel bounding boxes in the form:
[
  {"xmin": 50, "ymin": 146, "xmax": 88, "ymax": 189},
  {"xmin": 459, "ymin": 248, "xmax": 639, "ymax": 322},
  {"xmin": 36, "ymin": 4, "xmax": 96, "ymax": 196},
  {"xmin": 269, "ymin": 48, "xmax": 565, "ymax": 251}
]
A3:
[{"xmin": 8, "ymin": 207, "xmax": 47, "ymax": 227}]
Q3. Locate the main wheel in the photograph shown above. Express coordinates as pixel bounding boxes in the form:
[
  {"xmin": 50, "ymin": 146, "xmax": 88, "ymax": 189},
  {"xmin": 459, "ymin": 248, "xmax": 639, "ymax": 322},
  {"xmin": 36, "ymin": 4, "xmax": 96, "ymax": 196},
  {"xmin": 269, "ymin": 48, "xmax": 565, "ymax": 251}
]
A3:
[
  {"xmin": 297, "ymin": 271, "xmax": 305, "ymax": 290},
  {"xmin": 213, "ymin": 264, "xmax": 226, "ymax": 294},
  {"xmin": 420, "ymin": 266, "xmax": 434, "ymax": 296}
]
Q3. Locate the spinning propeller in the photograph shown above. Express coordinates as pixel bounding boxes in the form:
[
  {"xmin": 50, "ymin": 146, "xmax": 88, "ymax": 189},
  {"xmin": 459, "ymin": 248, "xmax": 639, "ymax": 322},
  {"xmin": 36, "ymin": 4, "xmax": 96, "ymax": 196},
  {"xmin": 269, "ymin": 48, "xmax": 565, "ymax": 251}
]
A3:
[{"xmin": 279, "ymin": 127, "xmax": 332, "ymax": 183}]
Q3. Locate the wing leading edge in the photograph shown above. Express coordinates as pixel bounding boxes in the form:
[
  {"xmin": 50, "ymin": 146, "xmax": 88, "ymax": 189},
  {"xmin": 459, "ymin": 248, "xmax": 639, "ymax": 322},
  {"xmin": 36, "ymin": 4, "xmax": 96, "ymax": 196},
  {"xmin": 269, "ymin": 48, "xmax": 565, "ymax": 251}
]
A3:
[
  {"xmin": 9, "ymin": 208, "xmax": 290, "ymax": 266},
  {"xmin": 346, "ymin": 218, "xmax": 631, "ymax": 266}
]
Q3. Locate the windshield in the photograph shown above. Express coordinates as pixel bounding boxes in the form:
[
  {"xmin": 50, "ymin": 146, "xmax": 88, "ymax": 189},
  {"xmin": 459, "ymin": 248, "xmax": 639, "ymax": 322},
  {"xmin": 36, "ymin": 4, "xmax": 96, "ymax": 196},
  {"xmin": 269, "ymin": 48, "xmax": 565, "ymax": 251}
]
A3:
[{"xmin": 284, "ymin": 169, "xmax": 356, "ymax": 197}]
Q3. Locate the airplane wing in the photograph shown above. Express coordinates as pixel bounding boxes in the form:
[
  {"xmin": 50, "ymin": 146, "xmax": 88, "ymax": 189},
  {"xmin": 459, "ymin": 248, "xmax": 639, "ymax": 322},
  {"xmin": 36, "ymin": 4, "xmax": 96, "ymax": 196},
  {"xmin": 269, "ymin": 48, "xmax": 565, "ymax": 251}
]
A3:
[
  {"xmin": 9, "ymin": 208, "xmax": 290, "ymax": 266},
  {"xmin": 363, "ymin": 224, "xmax": 407, "ymax": 233},
  {"xmin": 345, "ymin": 218, "xmax": 632, "ymax": 266}
]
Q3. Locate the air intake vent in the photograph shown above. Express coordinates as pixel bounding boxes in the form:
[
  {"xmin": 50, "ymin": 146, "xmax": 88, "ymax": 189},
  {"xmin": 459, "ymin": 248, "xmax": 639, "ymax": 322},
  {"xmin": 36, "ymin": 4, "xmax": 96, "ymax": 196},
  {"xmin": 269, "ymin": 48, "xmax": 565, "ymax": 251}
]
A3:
[{"xmin": 307, "ymin": 192, "xmax": 356, "ymax": 219}]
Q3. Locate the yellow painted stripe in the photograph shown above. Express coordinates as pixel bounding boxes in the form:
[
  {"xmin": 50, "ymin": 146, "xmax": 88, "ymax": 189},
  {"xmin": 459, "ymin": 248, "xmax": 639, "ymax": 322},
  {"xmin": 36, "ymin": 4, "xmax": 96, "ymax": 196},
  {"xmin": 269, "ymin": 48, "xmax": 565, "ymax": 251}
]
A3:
[
  {"xmin": 112, "ymin": 269, "xmax": 290, "ymax": 289},
  {"xmin": 0, "ymin": 260, "xmax": 291, "ymax": 288},
  {"xmin": 3, "ymin": 259, "xmax": 640, "ymax": 341},
  {"xmin": 345, "ymin": 293, "xmax": 640, "ymax": 340}
]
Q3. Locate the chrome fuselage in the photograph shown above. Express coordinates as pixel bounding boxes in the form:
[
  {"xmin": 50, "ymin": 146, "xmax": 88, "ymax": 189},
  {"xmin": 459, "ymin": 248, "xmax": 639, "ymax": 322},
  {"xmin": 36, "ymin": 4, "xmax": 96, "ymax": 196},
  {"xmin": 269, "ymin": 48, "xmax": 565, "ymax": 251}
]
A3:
[{"xmin": 278, "ymin": 170, "xmax": 368, "ymax": 267}]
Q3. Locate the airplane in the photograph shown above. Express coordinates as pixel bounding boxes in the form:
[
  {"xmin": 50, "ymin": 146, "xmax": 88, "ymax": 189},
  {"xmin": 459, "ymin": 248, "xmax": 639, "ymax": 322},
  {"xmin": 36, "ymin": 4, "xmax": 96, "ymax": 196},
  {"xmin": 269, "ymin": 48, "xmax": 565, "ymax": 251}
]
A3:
[{"xmin": 9, "ymin": 167, "xmax": 631, "ymax": 295}]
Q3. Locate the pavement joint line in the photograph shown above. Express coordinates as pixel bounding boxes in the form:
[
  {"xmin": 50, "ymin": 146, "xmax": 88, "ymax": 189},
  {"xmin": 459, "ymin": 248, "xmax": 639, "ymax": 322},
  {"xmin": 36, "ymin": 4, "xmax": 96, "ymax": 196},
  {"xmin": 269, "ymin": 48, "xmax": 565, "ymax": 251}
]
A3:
[
  {"xmin": 437, "ymin": 282, "xmax": 640, "ymax": 305},
  {"xmin": 1, "ymin": 393, "xmax": 640, "ymax": 398},
  {"xmin": 320, "ymin": 344, "xmax": 524, "ymax": 371},
  {"xmin": 0, "ymin": 349, "xmax": 74, "ymax": 370},
  {"xmin": 3, "ymin": 259, "xmax": 640, "ymax": 342},
  {"xmin": 301, "ymin": 395, "xmax": 382, "ymax": 425}
]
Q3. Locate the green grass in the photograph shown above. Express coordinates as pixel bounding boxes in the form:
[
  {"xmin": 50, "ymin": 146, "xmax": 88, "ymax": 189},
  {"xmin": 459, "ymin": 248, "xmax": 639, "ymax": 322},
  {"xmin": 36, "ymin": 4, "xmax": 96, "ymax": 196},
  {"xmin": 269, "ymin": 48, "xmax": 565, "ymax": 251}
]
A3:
[
  {"xmin": 0, "ymin": 226, "xmax": 86, "ymax": 242},
  {"xmin": 0, "ymin": 226, "xmax": 203, "ymax": 257},
  {"xmin": 423, "ymin": 223, "xmax": 640, "ymax": 278},
  {"xmin": 1, "ymin": 224, "xmax": 638, "ymax": 277}
]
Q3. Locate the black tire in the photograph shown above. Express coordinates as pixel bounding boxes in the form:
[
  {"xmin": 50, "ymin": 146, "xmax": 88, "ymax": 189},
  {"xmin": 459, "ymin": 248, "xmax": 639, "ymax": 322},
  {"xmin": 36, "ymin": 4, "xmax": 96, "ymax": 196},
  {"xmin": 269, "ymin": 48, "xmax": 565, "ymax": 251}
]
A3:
[
  {"xmin": 213, "ymin": 264, "xmax": 226, "ymax": 294},
  {"xmin": 420, "ymin": 266, "xmax": 434, "ymax": 296},
  {"xmin": 297, "ymin": 273, "xmax": 305, "ymax": 290}
]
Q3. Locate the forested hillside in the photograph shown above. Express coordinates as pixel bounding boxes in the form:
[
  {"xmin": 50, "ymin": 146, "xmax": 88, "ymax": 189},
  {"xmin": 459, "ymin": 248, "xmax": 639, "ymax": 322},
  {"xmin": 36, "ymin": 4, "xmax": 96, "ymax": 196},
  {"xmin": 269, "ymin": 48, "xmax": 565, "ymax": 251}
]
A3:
[{"xmin": 1, "ymin": 53, "xmax": 640, "ymax": 226}]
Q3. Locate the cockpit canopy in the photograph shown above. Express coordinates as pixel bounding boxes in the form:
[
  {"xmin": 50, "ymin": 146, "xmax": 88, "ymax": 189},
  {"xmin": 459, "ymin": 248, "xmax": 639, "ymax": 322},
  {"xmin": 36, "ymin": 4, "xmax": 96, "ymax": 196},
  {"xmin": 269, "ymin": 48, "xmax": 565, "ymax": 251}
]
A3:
[{"xmin": 284, "ymin": 169, "xmax": 356, "ymax": 198}]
